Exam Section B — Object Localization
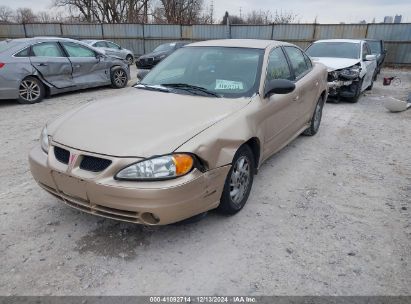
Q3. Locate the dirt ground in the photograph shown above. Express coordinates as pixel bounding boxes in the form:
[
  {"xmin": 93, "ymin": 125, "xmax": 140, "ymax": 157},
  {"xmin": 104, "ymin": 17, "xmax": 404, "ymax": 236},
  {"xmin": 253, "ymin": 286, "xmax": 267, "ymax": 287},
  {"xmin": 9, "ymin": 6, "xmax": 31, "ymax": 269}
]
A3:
[{"xmin": 0, "ymin": 67, "xmax": 410, "ymax": 296}]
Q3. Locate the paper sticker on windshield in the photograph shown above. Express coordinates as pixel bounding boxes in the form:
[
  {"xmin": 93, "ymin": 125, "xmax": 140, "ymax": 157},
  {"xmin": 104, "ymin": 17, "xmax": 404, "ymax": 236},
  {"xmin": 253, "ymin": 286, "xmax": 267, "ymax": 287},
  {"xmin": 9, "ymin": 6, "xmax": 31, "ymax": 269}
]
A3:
[{"xmin": 215, "ymin": 79, "xmax": 244, "ymax": 90}]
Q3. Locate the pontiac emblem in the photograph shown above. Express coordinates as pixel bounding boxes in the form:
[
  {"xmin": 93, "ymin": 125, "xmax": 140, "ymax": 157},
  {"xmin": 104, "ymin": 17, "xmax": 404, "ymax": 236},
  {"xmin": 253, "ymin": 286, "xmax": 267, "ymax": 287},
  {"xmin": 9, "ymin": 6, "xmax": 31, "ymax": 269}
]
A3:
[{"xmin": 68, "ymin": 153, "xmax": 78, "ymax": 171}]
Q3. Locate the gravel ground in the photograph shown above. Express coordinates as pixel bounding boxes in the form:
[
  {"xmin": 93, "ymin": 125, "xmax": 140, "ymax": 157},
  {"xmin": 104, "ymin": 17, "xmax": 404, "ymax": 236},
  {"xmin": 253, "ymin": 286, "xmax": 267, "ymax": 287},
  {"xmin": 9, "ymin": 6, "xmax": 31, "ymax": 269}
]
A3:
[{"xmin": 0, "ymin": 67, "xmax": 410, "ymax": 296}]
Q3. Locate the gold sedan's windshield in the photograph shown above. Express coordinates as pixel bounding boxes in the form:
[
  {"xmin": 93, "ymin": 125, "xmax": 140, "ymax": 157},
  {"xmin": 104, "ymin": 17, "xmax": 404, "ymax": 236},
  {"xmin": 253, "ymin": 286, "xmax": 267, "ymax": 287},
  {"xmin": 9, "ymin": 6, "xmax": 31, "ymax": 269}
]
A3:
[{"xmin": 141, "ymin": 46, "xmax": 264, "ymax": 98}]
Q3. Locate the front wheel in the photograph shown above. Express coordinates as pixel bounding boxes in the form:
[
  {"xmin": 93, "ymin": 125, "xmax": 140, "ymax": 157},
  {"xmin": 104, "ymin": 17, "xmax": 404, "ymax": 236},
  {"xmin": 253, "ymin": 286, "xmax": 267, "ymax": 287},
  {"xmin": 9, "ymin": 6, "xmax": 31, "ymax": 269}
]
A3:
[
  {"xmin": 17, "ymin": 77, "xmax": 45, "ymax": 104},
  {"xmin": 110, "ymin": 67, "xmax": 128, "ymax": 89},
  {"xmin": 303, "ymin": 96, "xmax": 324, "ymax": 136},
  {"xmin": 217, "ymin": 145, "xmax": 255, "ymax": 215},
  {"xmin": 348, "ymin": 77, "xmax": 364, "ymax": 103},
  {"xmin": 126, "ymin": 55, "xmax": 134, "ymax": 65}
]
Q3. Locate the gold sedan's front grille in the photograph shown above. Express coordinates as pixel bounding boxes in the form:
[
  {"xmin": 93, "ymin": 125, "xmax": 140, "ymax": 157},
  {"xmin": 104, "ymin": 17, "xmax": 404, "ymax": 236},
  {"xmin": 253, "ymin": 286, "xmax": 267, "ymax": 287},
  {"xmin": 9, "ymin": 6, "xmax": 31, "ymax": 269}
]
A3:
[{"xmin": 39, "ymin": 182, "xmax": 141, "ymax": 224}]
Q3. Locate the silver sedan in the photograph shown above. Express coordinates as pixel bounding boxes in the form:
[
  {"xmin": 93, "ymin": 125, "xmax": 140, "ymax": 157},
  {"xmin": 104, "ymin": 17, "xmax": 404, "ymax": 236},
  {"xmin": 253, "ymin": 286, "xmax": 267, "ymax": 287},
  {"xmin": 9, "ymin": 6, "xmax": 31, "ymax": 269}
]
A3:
[
  {"xmin": 0, "ymin": 37, "xmax": 130, "ymax": 104},
  {"xmin": 83, "ymin": 40, "xmax": 134, "ymax": 65}
]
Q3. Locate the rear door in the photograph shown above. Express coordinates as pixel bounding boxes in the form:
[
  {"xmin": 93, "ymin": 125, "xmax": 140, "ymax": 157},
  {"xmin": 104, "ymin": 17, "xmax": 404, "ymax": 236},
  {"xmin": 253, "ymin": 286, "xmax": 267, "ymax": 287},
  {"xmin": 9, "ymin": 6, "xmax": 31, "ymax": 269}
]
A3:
[
  {"xmin": 105, "ymin": 41, "xmax": 125, "ymax": 58},
  {"xmin": 29, "ymin": 42, "xmax": 74, "ymax": 88},
  {"xmin": 60, "ymin": 41, "xmax": 109, "ymax": 87},
  {"xmin": 283, "ymin": 46, "xmax": 315, "ymax": 127}
]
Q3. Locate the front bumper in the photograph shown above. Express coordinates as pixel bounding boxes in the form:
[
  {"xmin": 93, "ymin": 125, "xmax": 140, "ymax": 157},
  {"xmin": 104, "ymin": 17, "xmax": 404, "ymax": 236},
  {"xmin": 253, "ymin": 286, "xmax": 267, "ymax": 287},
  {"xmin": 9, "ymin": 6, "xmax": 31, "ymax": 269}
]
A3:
[
  {"xmin": 29, "ymin": 143, "xmax": 230, "ymax": 225},
  {"xmin": 135, "ymin": 58, "xmax": 161, "ymax": 69}
]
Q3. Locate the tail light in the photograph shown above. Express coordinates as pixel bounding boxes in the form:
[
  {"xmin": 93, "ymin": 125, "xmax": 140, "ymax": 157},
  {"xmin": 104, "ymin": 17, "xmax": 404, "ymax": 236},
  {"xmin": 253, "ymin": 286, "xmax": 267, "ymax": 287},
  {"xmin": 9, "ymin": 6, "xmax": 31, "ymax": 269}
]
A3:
[{"xmin": 0, "ymin": 63, "xmax": 5, "ymax": 69}]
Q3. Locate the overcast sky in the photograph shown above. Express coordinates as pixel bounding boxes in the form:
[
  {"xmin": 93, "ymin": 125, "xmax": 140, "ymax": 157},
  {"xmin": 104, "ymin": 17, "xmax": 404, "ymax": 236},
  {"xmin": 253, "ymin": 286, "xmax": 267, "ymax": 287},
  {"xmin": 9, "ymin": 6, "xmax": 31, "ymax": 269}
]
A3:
[{"xmin": 4, "ymin": 0, "xmax": 411, "ymax": 23}]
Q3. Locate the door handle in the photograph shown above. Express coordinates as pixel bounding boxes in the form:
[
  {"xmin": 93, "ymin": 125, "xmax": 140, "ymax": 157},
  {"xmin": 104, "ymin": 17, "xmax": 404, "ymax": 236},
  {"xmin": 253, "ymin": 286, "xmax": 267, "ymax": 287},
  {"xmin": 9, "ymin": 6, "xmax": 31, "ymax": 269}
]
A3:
[
  {"xmin": 37, "ymin": 63, "xmax": 48, "ymax": 67},
  {"xmin": 74, "ymin": 64, "xmax": 81, "ymax": 68},
  {"xmin": 292, "ymin": 95, "xmax": 300, "ymax": 102},
  {"xmin": 314, "ymin": 81, "xmax": 319, "ymax": 87}
]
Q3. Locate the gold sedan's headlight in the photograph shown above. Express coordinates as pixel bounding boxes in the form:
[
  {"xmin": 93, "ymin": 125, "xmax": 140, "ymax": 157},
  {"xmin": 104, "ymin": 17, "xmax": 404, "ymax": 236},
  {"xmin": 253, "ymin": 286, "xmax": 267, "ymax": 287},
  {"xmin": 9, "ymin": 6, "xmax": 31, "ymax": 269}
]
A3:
[
  {"xmin": 115, "ymin": 154, "xmax": 194, "ymax": 181},
  {"xmin": 40, "ymin": 126, "xmax": 49, "ymax": 154}
]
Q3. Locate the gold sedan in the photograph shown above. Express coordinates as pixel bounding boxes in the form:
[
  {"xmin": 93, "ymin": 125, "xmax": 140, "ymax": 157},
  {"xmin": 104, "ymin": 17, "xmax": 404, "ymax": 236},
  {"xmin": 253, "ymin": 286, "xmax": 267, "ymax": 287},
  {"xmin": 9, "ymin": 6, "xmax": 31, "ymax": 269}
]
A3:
[{"xmin": 29, "ymin": 39, "xmax": 328, "ymax": 225}]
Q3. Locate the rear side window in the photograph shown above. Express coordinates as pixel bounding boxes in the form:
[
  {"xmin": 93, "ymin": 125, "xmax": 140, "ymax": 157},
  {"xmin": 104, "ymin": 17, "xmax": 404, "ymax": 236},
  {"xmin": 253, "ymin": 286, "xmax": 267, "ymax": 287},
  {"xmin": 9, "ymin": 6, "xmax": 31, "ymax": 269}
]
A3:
[
  {"xmin": 266, "ymin": 47, "xmax": 292, "ymax": 81},
  {"xmin": 15, "ymin": 47, "xmax": 30, "ymax": 57},
  {"xmin": 61, "ymin": 42, "xmax": 95, "ymax": 57},
  {"xmin": 284, "ymin": 47, "xmax": 309, "ymax": 79},
  {"xmin": 94, "ymin": 41, "xmax": 107, "ymax": 48},
  {"xmin": 106, "ymin": 42, "xmax": 121, "ymax": 49},
  {"xmin": 32, "ymin": 42, "xmax": 64, "ymax": 57}
]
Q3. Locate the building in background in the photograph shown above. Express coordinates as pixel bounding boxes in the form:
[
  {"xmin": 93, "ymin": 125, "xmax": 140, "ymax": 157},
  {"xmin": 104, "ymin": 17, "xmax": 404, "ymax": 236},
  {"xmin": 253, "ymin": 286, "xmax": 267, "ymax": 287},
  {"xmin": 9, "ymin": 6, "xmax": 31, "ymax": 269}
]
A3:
[
  {"xmin": 384, "ymin": 16, "xmax": 393, "ymax": 23},
  {"xmin": 394, "ymin": 15, "xmax": 402, "ymax": 23}
]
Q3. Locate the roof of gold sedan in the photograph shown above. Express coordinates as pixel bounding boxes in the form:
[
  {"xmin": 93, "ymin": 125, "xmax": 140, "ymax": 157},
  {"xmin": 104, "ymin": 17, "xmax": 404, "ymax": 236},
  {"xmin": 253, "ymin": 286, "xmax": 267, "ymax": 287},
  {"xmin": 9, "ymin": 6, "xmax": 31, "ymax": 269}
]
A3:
[{"xmin": 187, "ymin": 39, "xmax": 291, "ymax": 49}]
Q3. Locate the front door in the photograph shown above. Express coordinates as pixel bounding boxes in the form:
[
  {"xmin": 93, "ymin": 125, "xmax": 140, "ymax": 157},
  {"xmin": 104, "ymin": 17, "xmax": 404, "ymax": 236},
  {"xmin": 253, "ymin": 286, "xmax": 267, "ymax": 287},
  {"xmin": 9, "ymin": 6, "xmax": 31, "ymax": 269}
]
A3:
[
  {"xmin": 60, "ymin": 41, "xmax": 109, "ymax": 87},
  {"xmin": 262, "ymin": 47, "xmax": 301, "ymax": 159},
  {"xmin": 361, "ymin": 42, "xmax": 377, "ymax": 90},
  {"xmin": 29, "ymin": 42, "xmax": 74, "ymax": 89}
]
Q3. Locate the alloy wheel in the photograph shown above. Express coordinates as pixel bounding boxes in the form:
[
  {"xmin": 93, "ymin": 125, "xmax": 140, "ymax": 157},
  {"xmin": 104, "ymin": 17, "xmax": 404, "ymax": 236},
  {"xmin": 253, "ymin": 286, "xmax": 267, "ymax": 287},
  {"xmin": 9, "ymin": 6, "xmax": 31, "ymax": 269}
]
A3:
[
  {"xmin": 114, "ymin": 70, "xmax": 127, "ymax": 87},
  {"xmin": 229, "ymin": 156, "xmax": 251, "ymax": 206},
  {"xmin": 19, "ymin": 80, "xmax": 40, "ymax": 102}
]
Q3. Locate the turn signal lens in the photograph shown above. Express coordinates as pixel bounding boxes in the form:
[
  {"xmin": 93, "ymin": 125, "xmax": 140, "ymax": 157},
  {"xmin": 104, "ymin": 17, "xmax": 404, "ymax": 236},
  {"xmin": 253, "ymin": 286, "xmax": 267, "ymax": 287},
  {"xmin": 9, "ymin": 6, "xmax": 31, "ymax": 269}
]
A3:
[
  {"xmin": 0, "ymin": 63, "xmax": 5, "ymax": 69},
  {"xmin": 173, "ymin": 154, "xmax": 194, "ymax": 176}
]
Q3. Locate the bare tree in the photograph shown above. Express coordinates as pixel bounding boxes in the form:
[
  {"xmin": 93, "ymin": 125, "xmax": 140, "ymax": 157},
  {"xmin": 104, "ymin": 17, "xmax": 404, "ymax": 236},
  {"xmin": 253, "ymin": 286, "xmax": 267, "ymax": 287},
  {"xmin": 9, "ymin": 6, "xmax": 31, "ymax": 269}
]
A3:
[
  {"xmin": 221, "ymin": 12, "xmax": 245, "ymax": 25},
  {"xmin": 244, "ymin": 9, "xmax": 297, "ymax": 24},
  {"xmin": 158, "ymin": 0, "xmax": 203, "ymax": 24},
  {"xmin": 15, "ymin": 8, "xmax": 37, "ymax": 23},
  {"xmin": 54, "ymin": 0, "xmax": 151, "ymax": 23},
  {"xmin": 0, "ymin": 5, "xmax": 13, "ymax": 23},
  {"xmin": 37, "ymin": 11, "xmax": 53, "ymax": 23},
  {"xmin": 246, "ymin": 10, "xmax": 271, "ymax": 24},
  {"xmin": 272, "ymin": 10, "xmax": 297, "ymax": 24}
]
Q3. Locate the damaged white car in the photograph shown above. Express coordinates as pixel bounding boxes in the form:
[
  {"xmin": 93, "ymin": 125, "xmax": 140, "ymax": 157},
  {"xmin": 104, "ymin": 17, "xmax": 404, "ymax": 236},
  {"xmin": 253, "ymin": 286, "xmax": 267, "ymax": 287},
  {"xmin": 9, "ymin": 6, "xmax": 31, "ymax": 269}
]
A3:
[{"xmin": 306, "ymin": 39, "xmax": 377, "ymax": 103}]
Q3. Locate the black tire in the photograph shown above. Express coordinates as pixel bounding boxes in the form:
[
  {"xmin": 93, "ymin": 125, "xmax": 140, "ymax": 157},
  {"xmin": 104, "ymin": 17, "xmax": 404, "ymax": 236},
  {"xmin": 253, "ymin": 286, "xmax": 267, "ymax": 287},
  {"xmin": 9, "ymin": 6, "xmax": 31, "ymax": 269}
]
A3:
[
  {"xmin": 126, "ymin": 55, "xmax": 134, "ymax": 65},
  {"xmin": 366, "ymin": 78, "xmax": 374, "ymax": 91},
  {"xmin": 217, "ymin": 145, "xmax": 255, "ymax": 215},
  {"xmin": 303, "ymin": 96, "xmax": 324, "ymax": 136},
  {"xmin": 110, "ymin": 66, "xmax": 128, "ymax": 89},
  {"xmin": 17, "ymin": 76, "xmax": 45, "ymax": 104},
  {"xmin": 348, "ymin": 77, "xmax": 364, "ymax": 103}
]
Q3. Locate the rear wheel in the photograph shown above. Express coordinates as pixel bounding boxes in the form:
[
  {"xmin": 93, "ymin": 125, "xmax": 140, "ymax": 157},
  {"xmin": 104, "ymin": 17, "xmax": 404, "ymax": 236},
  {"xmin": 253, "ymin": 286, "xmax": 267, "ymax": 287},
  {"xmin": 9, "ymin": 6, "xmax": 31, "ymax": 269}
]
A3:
[
  {"xmin": 303, "ymin": 96, "xmax": 324, "ymax": 136},
  {"xmin": 17, "ymin": 77, "xmax": 45, "ymax": 104},
  {"xmin": 110, "ymin": 67, "xmax": 128, "ymax": 89},
  {"xmin": 217, "ymin": 145, "xmax": 255, "ymax": 215}
]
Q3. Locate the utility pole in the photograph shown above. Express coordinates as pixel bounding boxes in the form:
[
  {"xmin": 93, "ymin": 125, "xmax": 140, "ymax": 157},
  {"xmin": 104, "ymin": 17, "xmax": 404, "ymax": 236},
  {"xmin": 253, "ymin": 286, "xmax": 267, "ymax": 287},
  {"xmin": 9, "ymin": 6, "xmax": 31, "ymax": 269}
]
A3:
[
  {"xmin": 210, "ymin": 0, "xmax": 214, "ymax": 24},
  {"xmin": 239, "ymin": 7, "xmax": 242, "ymax": 19}
]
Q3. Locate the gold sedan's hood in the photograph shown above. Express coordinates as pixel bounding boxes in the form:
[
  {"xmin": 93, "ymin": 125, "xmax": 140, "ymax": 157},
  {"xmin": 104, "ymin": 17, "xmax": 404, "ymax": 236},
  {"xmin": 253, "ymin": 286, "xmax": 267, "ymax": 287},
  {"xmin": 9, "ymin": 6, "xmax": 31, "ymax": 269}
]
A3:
[{"xmin": 50, "ymin": 89, "xmax": 250, "ymax": 157}]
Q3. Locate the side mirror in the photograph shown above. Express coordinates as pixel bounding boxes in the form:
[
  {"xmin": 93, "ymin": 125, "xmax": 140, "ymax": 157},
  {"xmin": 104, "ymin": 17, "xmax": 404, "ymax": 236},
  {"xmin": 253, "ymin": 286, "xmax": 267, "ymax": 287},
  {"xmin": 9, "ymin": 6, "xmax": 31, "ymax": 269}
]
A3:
[
  {"xmin": 96, "ymin": 53, "xmax": 104, "ymax": 61},
  {"xmin": 264, "ymin": 79, "xmax": 295, "ymax": 98},
  {"xmin": 137, "ymin": 69, "xmax": 149, "ymax": 81},
  {"xmin": 365, "ymin": 54, "xmax": 377, "ymax": 61}
]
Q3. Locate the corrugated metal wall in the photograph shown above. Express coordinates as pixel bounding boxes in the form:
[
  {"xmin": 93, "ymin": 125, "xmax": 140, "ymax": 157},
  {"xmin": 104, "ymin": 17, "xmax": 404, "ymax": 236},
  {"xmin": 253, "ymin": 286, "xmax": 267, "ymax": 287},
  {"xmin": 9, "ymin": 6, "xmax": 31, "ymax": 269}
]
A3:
[{"xmin": 0, "ymin": 23, "xmax": 410, "ymax": 65}]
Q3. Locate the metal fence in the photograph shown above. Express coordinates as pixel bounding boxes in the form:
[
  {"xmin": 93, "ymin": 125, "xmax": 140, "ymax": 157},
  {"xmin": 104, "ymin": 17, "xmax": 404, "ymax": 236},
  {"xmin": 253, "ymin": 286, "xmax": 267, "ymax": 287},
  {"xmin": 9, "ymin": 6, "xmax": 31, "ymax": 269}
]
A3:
[{"xmin": 1, "ymin": 23, "xmax": 410, "ymax": 65}]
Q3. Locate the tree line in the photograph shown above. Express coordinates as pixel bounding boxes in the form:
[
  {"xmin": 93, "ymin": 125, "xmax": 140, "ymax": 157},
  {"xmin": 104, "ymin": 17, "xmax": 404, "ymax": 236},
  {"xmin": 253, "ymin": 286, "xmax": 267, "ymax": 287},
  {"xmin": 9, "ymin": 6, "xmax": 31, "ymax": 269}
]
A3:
[{"xmin": 0, "ymin": 1, "xmax": 296, "ymax": 24}]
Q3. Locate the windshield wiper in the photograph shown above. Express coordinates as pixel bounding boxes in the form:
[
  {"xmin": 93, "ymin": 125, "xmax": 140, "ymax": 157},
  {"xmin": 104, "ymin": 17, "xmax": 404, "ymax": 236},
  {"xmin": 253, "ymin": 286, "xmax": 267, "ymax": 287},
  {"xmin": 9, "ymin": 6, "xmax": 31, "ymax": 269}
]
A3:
[
  {"xmin": 135, "ymin": 83, "xmax": 170, "ymax": 93},
  {"xmin": 161, "ymin": 83, "xmax": 221, "ymax": 98}
]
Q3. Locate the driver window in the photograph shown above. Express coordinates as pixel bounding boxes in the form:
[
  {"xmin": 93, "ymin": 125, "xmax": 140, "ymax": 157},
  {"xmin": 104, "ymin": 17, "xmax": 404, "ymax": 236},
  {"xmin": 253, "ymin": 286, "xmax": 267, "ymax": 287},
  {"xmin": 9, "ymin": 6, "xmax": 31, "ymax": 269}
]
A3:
[
  {"xmin": 266, "ymin": 47, "xmax": 292, "ymax": 81},
  {"xmin": 362, "ymin": 43, "xmax": 371, "ymax": 59},
  {"xmin": 61, "ymin": 42, "xmax": 95, "ymax": 57}
]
